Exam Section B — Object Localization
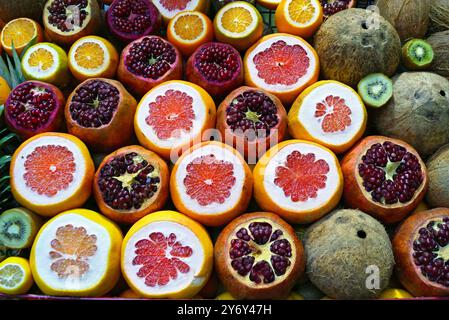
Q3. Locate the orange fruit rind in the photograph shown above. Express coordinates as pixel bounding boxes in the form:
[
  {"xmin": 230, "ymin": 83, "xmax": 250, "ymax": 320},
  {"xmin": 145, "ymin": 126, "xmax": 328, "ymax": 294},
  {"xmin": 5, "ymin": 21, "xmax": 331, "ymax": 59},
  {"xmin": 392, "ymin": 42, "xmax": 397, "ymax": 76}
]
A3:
[{"xmin": 0, "ymin": 18, "xmax": 43, "ymax": 56}]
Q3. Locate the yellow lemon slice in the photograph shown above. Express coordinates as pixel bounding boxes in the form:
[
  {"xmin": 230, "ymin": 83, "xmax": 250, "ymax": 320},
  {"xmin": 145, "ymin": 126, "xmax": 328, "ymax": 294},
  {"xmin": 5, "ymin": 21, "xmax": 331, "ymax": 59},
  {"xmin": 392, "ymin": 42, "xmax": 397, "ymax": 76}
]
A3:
[{"xmin": 0, "ymin": 257, "xmax": 34, "ymax": 295}]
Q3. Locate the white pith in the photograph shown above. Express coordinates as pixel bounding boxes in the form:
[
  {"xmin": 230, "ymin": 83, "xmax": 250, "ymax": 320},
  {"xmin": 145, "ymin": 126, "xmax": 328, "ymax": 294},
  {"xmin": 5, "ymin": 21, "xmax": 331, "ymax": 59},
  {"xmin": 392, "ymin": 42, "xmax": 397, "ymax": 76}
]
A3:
[
  {"xmin": 69, "ymin": 38, "xmax": 110, "ymax": 75},
  {"xmin": 22, "ymin": 44, "xmax": 59, "ymax": 78},
  {"xmin": 44, "ymin": 0, "xmax": 92, "ymax": 35},
  {"xmin": 33, "ymin": 213, "xmax": 112, "ymax": 292},
  {"xmin": 245, "ymin": 34, "xmax": 317, "ymax": 92},
  {"xmin": 262, "ymin": 142, "xmax": 341, "ymax": 211},
  {"xmin": 0, "ymin": 263, "xmax": 25, "ymax": 289},
  {"xmin": 123, "ymin": 221, "xmax": 205, "ymax": 295},
  {"xmin": 297, "ymin": 82, "xmax": 366, "ymax": 146},
  {"xmin": 170, "ymin": 12, "xmax": 207, "ymax": 44},
  {"xmin": 216, "ymin": 2, "xmax": 259, "ymax": 38},
  {"xmin": 135, "ymin": 82, "xmax": 207, "ymax": 149},
  {"xmin": 174, "ymin": 144, "xmax": 245, "ymax": 215},
  {"xmin": 13, "ymin": 135, "xmax": 87, "ymax": 205},
  {"xmin": 284, "ymin": 0, "xmax": 321, "ymax": 27},
  {"xmin": 153, "ymin": 0, "xmax": 201, "ymax": 20}
]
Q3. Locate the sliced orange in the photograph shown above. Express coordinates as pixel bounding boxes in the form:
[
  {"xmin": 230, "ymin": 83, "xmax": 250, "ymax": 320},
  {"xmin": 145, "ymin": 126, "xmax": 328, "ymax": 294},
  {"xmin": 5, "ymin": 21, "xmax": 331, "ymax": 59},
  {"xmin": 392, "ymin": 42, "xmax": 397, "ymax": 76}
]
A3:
[
  {"xmin": 288, "ymin": 80, "xmax": 367, "ymax": 154},
  {"xmin": 0, "ymin": 76, "xmax": 11, "ymax": 106},
  {"xmin": 167, "ymin": 11, "xmax": 214, "ymax": 57},
  {"xmin": 152, "ymin": 0, "xmax": 209, "ymax": 23},
  {"xmin": 170, "ymin": 141, "xmax": 253, "ymax": 227},
  {"xmin": 68, "ymin": 36, "xmax": 119, "ymax": 82},
  {"xmin": 253, "ymin": 139, "xmax": 343, "ymax": 224},
  {"xmin": 121, "ymin": 210, "xmax": 213, "ymax": 299},
  {"xmin": 30, "ymin": 209, "xmax": 123, "ymax": 297},
  {"xmin": 275, "ymin": 0, "xmax": 324, "ymax": 38},
  {"xmin": 0, "ymin": 257, "xmax": 34, "ymax": 295},
  {"xmin": 257, "ymin": 0, "xmax": 281, "ymax": 9},
  {"xmin": 10, "ymin": 133, "xmax": 95, "ymax": 217},
  {"xmin": 0, "ymin": 18, "xmax": 43, "ymax": 56}
]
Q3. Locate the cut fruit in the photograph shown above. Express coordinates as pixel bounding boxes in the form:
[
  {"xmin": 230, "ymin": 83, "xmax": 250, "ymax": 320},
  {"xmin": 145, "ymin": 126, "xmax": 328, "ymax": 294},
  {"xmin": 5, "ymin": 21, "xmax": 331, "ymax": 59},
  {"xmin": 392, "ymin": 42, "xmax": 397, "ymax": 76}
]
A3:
[
  {"xmin": 0, "ymin": 208, "xmax": 42, "ymax": 249},
  {"xmin": 10, "ymin": 133, "xmax": 95, "ymax": 217},
  {"xmin": 30, "ymin": 209, "xmax": 123, "ymax": 297},
  {"xmin": 244, "ymin": 33, "xmax": 320, "ymax": 105},
  {"xmin": 402, "ymin": 39, "xmax": 434, "ymax": 71},
  {"xmin": 214, "ymin": 1, "xmax": 264, "ymax": 52},
  {"xmin": 121, "ymin": 210, "xmax": 213, "ymax": 299},
  {"xmin": 256, "ymin": 0, "xmax": 281, "ymax": 10},
  {"xmin": 215, "ymin": 212, "xmax": 305, "ymax": 299},
  {"xmin": 167, "ymin": 11, "xmax": 214, "ymax": 57},
  {"xmin": 0, "ymin": 76, "xmax": 11, "ymax": 106},
  {"xmin": 275, "ymin": 0, "xmax": 324, "ymax": 38},
  {"xmin": 357, "ymin": 73, "xmax": 393, "ymax": 108},
  {"xmin": 21, "ymin": 42, "xmax": 70, "ymax": 87},
  {"xmin": 288, "ymin": 80, "xmax": 367, "ymax": 154},
  {"xmin": 320, "ymin": 0, "xmax": 356, "ymax": 18},
  {"xmin": 253, "ymin": 140, "xmax": 343, "ymax": 224},
  {"xmin": 68, "ymin": 36, "xmax": 119, "ymax": 81},
  {"xmin": 170, "ymin": 141, "xmax": 253, "ymax": 227},
  {"xmin": 379, "ymin": 288, "xmax": 413, "ymax": 299},
  {"xmin": 0, "ymin": 18, "xmax": 43, "ymax": 56},
  {"xmin": 93, "ymin": 145, "xmax": 170, "ymax": 224},
  {"xmin": 152, "ymin": 0, "xmax": 209, "ymax": 23},
  {"xmin": 0, "ymin": 257, "xmax": 33, "ymax": 295},
  {"xmin": 134, "ymin": 80, "xmax": 216, "ymax": 160}
]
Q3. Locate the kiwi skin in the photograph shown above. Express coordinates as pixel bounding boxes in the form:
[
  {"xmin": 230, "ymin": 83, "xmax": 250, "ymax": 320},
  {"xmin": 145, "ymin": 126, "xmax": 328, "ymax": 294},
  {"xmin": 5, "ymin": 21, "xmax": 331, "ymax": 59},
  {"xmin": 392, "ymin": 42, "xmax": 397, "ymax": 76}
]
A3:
[
  {"xmin": 0, "ymin": 208, "xmax": 42, "ymax": 249},
  {"xmin": 402, "ymin": 39, "xmax": 434, "ymax": 71},
  {"xmin": 357, "ymin": 73, "xmax": 393, "ymax": 108}
]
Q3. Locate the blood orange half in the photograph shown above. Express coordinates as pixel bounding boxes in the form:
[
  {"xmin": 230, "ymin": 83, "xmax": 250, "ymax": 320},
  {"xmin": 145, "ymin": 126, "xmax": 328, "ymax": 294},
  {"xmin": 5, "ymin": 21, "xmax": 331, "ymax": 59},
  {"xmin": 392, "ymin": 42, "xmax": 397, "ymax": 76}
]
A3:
[
  {"xmin": 121, "ymin": 210, "xmax": 213, "ymax": 299},
  {"xmin": 288, "ymin": 80, "xmax": 368, "ymax": 154},
  {"xmin": 134, "ymin": 80, "xmax": 216, "ymax": 160},
  {"xmin": 152, "ymin": 0, "xmax": 209, "ymax": 23},
  {"xmin": 253, "ymin": 140, "xmax": 343, "ymax": 224},
  {"xmin": 170, "ymin": 141, "xmax": 253, "ymax": 226},
  {"xmin": 10, "ymin": 133, "xmax": 95, "ymax": 217},
  {"xmin": 244, "ymin": 33, "xmax": 319, "ymax": 105}
]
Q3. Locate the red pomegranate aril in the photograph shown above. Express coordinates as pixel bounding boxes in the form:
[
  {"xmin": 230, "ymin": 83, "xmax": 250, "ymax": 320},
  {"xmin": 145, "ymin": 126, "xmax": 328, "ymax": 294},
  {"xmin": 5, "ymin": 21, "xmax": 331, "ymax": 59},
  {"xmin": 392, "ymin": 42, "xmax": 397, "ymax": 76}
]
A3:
[
  {"xmin": 47, "ymin": 0, "xmax": 88, "ymax": 31},
  {"xmin": 320, "ymin": 0, "xmax": 354, "ymax": 17}
]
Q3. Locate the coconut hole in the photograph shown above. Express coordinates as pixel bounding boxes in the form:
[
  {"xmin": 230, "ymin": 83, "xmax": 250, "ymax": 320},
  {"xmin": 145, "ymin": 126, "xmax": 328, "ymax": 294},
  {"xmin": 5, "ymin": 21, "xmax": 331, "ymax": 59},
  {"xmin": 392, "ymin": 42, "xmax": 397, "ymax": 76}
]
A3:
[
  {"xmin": 361, "ymin": 21, "xmax": 368, "ymax": 30},
  {"xmin": 357, "ymin": 230, "xmax": 367, "ymax": 239},
  {"xmin": 440, "ymin": 90, "xmax": 446, "ymax": 97}
]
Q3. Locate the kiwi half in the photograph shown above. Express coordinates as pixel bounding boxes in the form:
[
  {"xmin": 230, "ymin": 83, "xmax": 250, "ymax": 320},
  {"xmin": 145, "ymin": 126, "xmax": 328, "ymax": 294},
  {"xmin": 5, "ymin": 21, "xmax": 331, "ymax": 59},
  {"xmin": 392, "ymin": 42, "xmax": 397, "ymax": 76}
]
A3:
[
  {"xmin": 402, "ymin": 39, "xmax": 434, "ymax": 70},
  {"xmin": 357, "ymin": 73, "xmax": 393, "ymax": 108},
  {"xmin": 0, "ymin": 208, "xmax": 42, "ymax": 249}
]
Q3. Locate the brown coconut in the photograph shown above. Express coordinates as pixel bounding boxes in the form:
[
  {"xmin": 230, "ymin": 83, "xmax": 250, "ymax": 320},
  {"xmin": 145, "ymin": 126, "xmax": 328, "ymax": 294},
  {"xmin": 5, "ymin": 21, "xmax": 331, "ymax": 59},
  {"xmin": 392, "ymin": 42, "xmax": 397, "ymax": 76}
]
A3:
[
  {"xmin": 426, "ymin": 144, "xmax": 449, "ymax": 208},
  {"xmin": 314, "ymin": 8, "xmax": 401, "ymax": 88},
  {"xmin": 430, "ymin": 0, "xmax": 449, "ymax": 33},
  {"xmin": 304, "ymin": 209, "xmax": 394, "ymax": 300},
  {"xmin": 374, "ymin": 72, "xmax": 449, "ymax": 158},
  {"xmin": 376, "ymin": 0, "xmax": 430, "ymax": 42},
  {"xmin": 426, "ymin": 31, "xmax": 449, "ymax": 80}
]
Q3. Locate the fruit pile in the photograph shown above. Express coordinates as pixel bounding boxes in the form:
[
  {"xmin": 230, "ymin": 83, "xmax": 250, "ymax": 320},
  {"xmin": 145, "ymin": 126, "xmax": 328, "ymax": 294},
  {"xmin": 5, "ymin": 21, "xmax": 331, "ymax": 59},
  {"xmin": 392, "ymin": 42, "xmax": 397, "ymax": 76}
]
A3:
[{"xmin": 0, "ymin": 0, "xmax": 448, "ymax": 300}]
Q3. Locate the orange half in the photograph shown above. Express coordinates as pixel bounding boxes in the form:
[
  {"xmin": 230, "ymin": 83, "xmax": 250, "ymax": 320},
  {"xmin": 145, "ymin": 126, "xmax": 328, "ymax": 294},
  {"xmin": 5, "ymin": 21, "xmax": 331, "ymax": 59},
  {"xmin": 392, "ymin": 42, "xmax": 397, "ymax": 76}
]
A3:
[{"xmin": 0, "ymin": 18, "xmax": 43, "ymax": 56}]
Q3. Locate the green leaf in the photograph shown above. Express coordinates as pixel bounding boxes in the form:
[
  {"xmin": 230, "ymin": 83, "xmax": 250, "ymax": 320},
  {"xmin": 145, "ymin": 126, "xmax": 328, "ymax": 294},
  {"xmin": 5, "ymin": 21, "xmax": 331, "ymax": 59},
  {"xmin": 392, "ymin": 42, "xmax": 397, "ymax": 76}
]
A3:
[
  {"xmin": 0, "ymin": 185, "xmax": 11, "ymax": 197},
  {"xmin": 6, "ymin": 55, "xmax": 20, "ymax": 89},
  {"xmin": 0, "ymin": 56, "xmax": 12, "ymax": 89},
  {"xmin": 0, "ymin": 176, "xmax": 10, "ymax": 186},
  {"xmin": 0, "ymin": 155, "xmax": 11, "ymax": 168},
  {"xmin": 11, "ymin": 41, "xmax": 25, "ymax": 83},
  {"xmin": 0, "ymin": 105, "xmax": 3, "ymax": 118},
  {"xmin": 0, "ymin": 133, "xmax": 18, "ymax": 149}
]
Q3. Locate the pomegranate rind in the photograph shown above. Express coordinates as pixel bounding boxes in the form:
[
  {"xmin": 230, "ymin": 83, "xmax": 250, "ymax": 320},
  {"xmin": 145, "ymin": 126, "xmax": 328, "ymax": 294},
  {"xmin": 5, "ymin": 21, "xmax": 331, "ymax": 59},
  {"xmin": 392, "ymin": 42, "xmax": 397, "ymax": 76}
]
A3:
[
  {"xmin": 152, "ymin": 0, "xmax": 209, "ymax": 23},
  {"xmin": 244, "ymin": 33, "xmax": 319, "ymax": 105},
  {"xmin": 288, "ymin": 80, "xmax": 367, "ymax": 154},
  {"xmin": 341, "ymin": 136, "xmax": 428, "ymax": 224},
  {"xmin": 215, "ymin": 212, "xmax": 305, "ymax": 300},
  {"xmin": 121, "ymin": 210, "xmax": 213, "ymax": 299},
  {"xmin": 10, "ymin": 133, "xmax": 94, "ymax": 217},
  {"xmin": 170, "ymin": 141, "xmax": 253, "ymax": 227},
  {"xmin": 134, "ymin": 80, "xmax": 216, "ymax": 160},
  {"xmin": 30, "ymin": 209, "xmax": 123, "ymax": 297},
  {"xmin": 93, "ymin": 145, "xmax": 170, "ymax": 225},
  {"xmin": 393, "ymin": 208, "xmax": 449, "ymax": 297},
  {"xmin": 254, "ymin": 140, "xmax": 343, "ymax": 224}
]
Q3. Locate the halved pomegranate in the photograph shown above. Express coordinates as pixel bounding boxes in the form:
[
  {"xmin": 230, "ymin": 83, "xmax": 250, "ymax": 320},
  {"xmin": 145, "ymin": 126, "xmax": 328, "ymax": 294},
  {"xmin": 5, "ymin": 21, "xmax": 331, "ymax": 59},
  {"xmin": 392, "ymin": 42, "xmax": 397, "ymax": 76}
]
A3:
[
  {"xmin": 320, "ymin": 0, "xmax": 357, "ymax": 18},
  {"xmin": 93, "ymin": 145, "xmax": 169, "ymax": 224},
  {"xmin": 341, "ymin": 136, "xmax": 428, "ymax": 224},
  {"xmin": 43, "ymin": 0, "xmax": 101, "ymax": 46},
  {"xmin": 186, "ymin": 42, "xmax": 244, "ymax": 98},
  {"xmin": 65, "ymin": 78, "xmax": 137, "ymax": 153},
  {"xmin": 217, "ymin": 86, "xmax": 287, "ymax": 161},
  {"xmin": 117, "ymin": 35, "xmax": 182, "ymax": 97},
  {"xmin": 393, "ymin": 208, "xmax": 449, "ymax": 297},
  {"xmin": 215, "ymin": 212, "xmax": 305, "ymax": 300},
  {"xmin": 106, "ymin": 0, "xmax": 162, "ymax": 44},
  {"xmin": 4, "ymin": 81, "xmax": 65, "ymax": 140}
]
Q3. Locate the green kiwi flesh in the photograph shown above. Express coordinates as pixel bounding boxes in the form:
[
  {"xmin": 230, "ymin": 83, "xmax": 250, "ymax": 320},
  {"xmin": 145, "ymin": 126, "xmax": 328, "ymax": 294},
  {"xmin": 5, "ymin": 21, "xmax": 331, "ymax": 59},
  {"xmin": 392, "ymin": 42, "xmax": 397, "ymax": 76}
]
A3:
[
  {"xmin": 357, "ymin": 73, "xmax": 393, "ymax": 108},
  {"xmin": 0, "ymin": 208, "xmax": 42, "ymax": 249},
  {"xmin": 402, "ymin": 39, "xmax": 434, "ymax": 70}
]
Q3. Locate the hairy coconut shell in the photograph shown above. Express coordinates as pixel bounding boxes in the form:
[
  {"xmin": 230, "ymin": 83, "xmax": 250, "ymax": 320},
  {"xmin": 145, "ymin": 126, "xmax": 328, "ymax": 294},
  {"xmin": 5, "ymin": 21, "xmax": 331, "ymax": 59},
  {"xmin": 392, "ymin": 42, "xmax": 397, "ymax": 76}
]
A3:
[
  {"xmin": 304, "ymin": 209, "xmax": 394, "ymax": 300},
  {"xmin": 314, "ymin": 8, "xmax": 401, "ymax": 88},
  {"xmin": 373, "ymin": 72, "xmax": 449, "ymax": 158},
  {"xmin": 0, "ymin": 0, "xmax": 47, "ymax": 22},
  {"xmin": 426, "ymin": 144, "xmax": 449, "ymax": 208},
  {"xmin": 426, "ymin": 31, "xmax": 449, "ymax": 80},
  {"xmin": 430, "ymin": 0, "xmax": 449, "ymax": 33},
  {"xmin": 376, "ymin": 0, "xmax": 430, "ymax": 42}
]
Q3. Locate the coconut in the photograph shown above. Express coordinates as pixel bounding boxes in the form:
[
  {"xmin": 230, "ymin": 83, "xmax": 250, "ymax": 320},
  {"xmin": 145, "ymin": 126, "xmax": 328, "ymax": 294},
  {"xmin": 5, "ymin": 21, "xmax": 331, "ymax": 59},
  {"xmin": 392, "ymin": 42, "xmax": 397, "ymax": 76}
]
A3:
[
  {"xmin": 303, "ymin": 209, "xmax": 394, "ymax": 300},
  {"xmin": 376, "ymin": 0, "xmax": 430, "ymax": 42},
  {"xmin": 314, "ymin": 8, "xmax": 401, "ymax": 88},
  {"xmin": 427, "ymin": 31, "xmax": 449, "ymax": 80},
  {"xmin": 373, "ymin": 72, "xmax": 449, "ymax": 158},
  {"xmin": 430, "ymin": 0, "xmax": 449, "ymax": 33},
  {"xmin": 426, "ymin": 144, "xmax": 449, "ymax": 208}
]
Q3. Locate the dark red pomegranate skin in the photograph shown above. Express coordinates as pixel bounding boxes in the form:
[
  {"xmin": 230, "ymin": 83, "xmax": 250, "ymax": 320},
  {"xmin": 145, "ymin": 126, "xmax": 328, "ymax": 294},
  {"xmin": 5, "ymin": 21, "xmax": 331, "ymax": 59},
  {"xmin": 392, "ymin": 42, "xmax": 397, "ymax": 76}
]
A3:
[
  {"xmin": 186, "ymin": 42, "xmax": 244, "ymax": 98},
  {"xmin": 4, "ymin": 81, "xmax": 65, "ymax": 140},
  {"xmin": 341, "ymin": 136, "xmax": 428, "ymax": 224},
  {"xmin": 215, "ymin": 212, "xmax": 305, "ymax": 300},
  {"xmin": 106, "ymin": 0, "xmax": 161, "ymax": 43},
  {"xmin": 393, "ymin": 208, "xmax": 449, "ymax": 297},
  {"xmin": 321, "ymin": 0, "xmax": 356, "ymax": 18},
  {"xmin": 117, "ymin": 36, "xmax": 182, "ymax": 97}
]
